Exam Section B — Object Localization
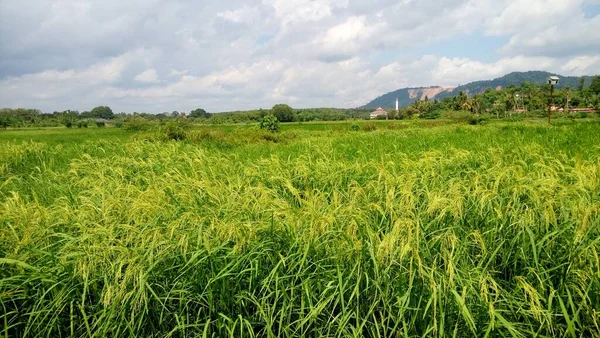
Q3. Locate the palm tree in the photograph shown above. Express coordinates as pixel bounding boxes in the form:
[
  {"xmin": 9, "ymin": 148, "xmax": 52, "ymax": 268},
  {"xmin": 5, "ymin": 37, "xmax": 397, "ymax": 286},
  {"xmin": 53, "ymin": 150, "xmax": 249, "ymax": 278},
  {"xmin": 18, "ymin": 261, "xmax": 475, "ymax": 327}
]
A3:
[{"xmin": 455, "ymin": 91, "xmax": 468, "ymax": 110}]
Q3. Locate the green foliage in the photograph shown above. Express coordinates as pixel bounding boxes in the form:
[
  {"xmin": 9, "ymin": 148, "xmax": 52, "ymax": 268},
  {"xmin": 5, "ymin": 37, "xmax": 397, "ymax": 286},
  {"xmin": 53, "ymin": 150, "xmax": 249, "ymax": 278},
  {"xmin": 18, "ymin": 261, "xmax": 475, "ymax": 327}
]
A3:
[
  {"xmin": 441, "ymin": 110, "xmax": 477, "ymax": 123},
  {"xmin": 590, "ymin": 75, "xmax": 600, "ymax": 95},
  {"xmin": 421, "ymin": 109, "xmax": 443, "ymax": 119},
  {"xmin": 114, "ymin": 119, "xmax": 124, "ymax": 128},
  {"xmin": 89, "ymin": 106, "xmax": 114, "ymax": 119},
  {"xmin": 0, "ymin": 108, "xmax": 40, "ymax": 127},
  {"xmin": 77, "ymin": 120, "xmax": 89, "ymax": 128},
  {"xmin": 159, "ymin": 120, "xmax": 189, "ymax": 141},
  {"xmin": 0, "ymin": 112, "xmax": 11, "ymax": 129},
  {"xmin": 124, "ymin": 118, "xmax": 156, "ymax": 131},
  {"xmin": 350, "ymin": 123, "xmax": 361, "ymax": 131},
  {"xmin": 272, "ymin": 104, "xmax": 295, "ymax": 122},
  {"xmin": 96, "ymin": 121, "xmax": 106, "ymax": 128},
  {"xmin": 189, "ymin": 108, "xmax": 211, "ymax": 119},
  {"xmin": 259, "ymin": 114, "xmax": 280, "ymax": 133},
  {"xmin": 362, "ymin": 123, "xmax": 377, "ymax": 131},
  {"xmin": 404, "ymin": 106, "xmax": 420, "ymax": 117}
]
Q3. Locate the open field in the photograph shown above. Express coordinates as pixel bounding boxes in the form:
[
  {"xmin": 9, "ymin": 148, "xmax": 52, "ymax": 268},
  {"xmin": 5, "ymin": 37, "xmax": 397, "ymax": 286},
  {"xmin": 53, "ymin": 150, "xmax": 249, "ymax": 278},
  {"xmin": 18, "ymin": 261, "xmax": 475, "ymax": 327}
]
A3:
[{"xmin": 1, "ymin": 120, "xmax": 600, "ymax": 337}]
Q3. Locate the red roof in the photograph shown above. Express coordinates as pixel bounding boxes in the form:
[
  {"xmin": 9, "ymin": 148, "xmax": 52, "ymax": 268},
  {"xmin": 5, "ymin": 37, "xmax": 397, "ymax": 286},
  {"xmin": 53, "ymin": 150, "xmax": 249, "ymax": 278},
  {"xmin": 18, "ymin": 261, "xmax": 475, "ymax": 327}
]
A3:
[{"xmin": 370, "ymin": 107, "xmax": 387, "ymax": 115}]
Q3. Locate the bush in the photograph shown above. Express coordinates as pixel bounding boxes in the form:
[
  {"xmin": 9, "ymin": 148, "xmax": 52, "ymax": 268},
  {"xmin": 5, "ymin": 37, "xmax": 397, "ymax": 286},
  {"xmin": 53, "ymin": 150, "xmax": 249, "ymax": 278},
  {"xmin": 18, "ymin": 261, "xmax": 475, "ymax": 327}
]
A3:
[
  {"xmin": 114, "ymin": 120, "xmax": 124, "ymax": 128},
  {"xmin": 350, "ymin": 123, "xmax": 361, "ymax": 131},
  {"xmin": 96, "ymin": 121, "xmax": 106, "ymax": 128},
  {"xmin": 440, "ymin": 110, "xmax": 484, "ymax": 124},
  {"xmin": 362, "ymin": 123, "xmax": 377, "ymax": 132},
  {"xmin": 124, "ymin": 118, "xmax": 155, "ymax": 132},
  {"xmin": 421, "ymin": 109, "xmax": 443, "ymax": 119},
  {"xmin": 260, "ymin": 114, "xmax": 280, "ymax": 133},
  {"xmin": 160, "ymin": 121, "xmax": 189, "ymax": 141}
]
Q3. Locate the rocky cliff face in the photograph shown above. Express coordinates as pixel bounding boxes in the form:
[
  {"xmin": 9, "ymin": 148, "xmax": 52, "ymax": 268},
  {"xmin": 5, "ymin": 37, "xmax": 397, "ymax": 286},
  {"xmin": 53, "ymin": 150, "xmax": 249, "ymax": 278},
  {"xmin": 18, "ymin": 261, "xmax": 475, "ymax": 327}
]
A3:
[{"xmin": 408, "ymin": 87, "xmax": 454, "ymax": 100}]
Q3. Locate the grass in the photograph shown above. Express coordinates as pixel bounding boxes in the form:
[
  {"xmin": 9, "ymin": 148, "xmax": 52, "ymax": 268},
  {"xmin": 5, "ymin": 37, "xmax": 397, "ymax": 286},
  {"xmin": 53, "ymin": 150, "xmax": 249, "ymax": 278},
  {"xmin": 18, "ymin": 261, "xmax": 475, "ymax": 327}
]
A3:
[{"xmin": 1, "ymin": 120, "xmax": 599, "ymax": 337}]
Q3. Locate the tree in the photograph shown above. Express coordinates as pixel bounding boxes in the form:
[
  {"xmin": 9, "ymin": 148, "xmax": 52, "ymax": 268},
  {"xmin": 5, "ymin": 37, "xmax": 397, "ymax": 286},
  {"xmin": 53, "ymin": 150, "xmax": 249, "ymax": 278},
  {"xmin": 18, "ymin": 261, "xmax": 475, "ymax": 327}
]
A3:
[
  {"xmin": 454, "ymin": 91, "xmax": 468, "ymax": 110},
  {"xmin": 589, "ymin": 76, "xmax": 600, "ymax": 96},
  {"xmin": 271, "ymin": 104, "xmax": 294, "ymax": 122},
  {"xmin": 59, "ymin": 110, "xmax": 78, "ymax": 128},
  {"xmin": 0, "ymin": 109, "xmax": 13, "ymax": 128},
  {"xmin": 578, "ymin": 77, "xmax": 585, "ymax": 92},
  {"xmin": 190, "ymin": 108, "xmax": 211, "ymax": 119},
  {"xmin": 90, "ymin": 106, "xmax": 114, "ymax": 119}
]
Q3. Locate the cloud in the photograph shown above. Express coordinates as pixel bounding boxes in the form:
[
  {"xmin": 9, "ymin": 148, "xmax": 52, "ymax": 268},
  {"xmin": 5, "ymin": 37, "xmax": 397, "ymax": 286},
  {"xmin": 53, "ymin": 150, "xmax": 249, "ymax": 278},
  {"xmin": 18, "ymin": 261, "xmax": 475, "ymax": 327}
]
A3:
[
  {"xmin": 134, "ymin": 69, "xmax": 159, "ymax": 83},
  {"xmin": 499, "ymin": 16, "xmax": 600, "ymax": 56},
  {"xmin": 0, "ymin": 0, "xmax": 599, "ymax": 113},
  {"xmin": 485, "ymin": 0, "xmax": 600, "ymax": 57},
  {"xmin": 217, "ymin": 6, "xmax": 261, "ymax": 24}
]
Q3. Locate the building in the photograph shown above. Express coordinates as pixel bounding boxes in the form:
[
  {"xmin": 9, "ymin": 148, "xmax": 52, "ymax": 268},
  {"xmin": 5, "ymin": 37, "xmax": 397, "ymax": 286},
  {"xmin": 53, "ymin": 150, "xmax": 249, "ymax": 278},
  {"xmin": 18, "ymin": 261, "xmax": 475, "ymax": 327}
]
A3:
[
  {"xmin": 551, "ymin": 106, "xmax": 596, "ymax": 113},
  {"xmin": 370, "ymin": 107, "xmax": 388, "ymax": 119}
]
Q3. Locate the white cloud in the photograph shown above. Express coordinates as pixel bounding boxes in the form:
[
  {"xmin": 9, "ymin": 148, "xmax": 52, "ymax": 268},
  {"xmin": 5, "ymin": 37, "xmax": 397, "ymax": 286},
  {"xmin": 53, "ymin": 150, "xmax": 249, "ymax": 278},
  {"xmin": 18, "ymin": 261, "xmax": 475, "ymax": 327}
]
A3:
[
  {"xmin": 266, "ymin": 0, "xmax": 349, "ymax": 24},
  {"xmin": 563, "ymin": 55, "xmax": 600, "ymax": 74},
  {"xmin": 134, "ymin": 69, "xmax": 159, "ymax": 83},
  {"xmin": 484, "ymin": 0, "xmax": 600, "ymax": 57},
  {"xmin": 486, "ymin": 0, "xmax": 581, "ymax": 36},
  {"xmin": 1, "ymin": 0, "xmax": 599, "ymax": 112},
  {"xmin": 499, "ymin": 16, "xmax": 600, "ymax": 56},
  {"xmin": 217, "ymin": 6, "xmax": 261, "ymax": 24}
]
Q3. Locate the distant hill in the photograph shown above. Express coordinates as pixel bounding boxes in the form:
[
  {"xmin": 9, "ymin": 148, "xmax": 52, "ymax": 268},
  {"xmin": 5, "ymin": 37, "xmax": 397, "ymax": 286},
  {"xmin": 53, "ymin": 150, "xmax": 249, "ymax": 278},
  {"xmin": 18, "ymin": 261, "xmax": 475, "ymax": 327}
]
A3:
[{"xmin": 363, "ymin": 71, "xmax": 596, "ymax": 109}]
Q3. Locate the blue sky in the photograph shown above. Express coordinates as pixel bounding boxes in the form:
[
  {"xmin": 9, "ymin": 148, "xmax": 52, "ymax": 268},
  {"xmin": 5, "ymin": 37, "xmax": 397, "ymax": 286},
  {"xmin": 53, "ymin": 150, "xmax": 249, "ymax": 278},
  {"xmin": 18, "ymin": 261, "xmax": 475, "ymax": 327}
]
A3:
[{"xmin": 1, "ymin": 0, "xmax": 599, "ymax": 113}]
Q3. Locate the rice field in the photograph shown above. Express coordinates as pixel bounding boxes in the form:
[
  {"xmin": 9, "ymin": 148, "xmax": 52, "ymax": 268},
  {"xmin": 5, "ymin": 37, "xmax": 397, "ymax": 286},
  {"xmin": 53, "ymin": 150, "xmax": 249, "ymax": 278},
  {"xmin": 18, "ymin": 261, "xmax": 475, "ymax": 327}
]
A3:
[{"xmin": 1, "ymin": 121, "xmax": 599, "ymax": 337}]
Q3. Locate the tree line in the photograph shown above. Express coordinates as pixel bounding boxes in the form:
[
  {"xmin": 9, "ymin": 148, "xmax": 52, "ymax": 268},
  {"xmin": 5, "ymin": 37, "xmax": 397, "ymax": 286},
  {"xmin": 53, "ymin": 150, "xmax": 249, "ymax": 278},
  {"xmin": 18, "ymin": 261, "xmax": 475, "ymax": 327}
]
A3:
[
  {"xmin": 387, "ymin": 76, "xmax": 600, "ymax": 120},
  {"xmin": 1, "ymin": 76, "xmax": 599, "ymax": 128}
]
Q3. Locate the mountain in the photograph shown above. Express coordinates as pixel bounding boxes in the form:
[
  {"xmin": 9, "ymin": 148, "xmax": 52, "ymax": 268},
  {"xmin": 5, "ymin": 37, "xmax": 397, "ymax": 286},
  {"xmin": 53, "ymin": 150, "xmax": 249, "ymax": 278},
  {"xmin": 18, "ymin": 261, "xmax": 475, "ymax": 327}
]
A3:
[{"xmin": 363, "ymin": 71, "xmax": 595, "ymax": 109}]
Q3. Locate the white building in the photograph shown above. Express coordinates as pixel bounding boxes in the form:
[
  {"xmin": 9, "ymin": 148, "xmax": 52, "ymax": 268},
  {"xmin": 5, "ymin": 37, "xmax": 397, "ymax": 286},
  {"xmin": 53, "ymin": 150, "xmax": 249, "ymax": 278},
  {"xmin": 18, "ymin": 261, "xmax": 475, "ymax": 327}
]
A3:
[{"xmin": 370, "ymin": 107, "xmax": 388, "ymax": 119}]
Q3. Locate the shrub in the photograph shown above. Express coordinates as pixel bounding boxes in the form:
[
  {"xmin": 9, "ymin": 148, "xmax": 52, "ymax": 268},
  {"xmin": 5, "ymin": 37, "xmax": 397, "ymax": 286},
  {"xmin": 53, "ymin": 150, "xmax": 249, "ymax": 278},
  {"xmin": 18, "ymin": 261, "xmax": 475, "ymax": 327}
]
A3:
[
  {"xmin": 350, "ymin": 123, "xmax": 361, "ymax": 131},
  {"xmin": 441, "ymin": 110, "xmax": 483, "ymax": 124},
  {"xmin": 77, "ymin": 120, "xmax": 89, "ymax": 128},
  {"xmin": 160, "ymin": 121, "xmax": 188, "ymax": 141},
  {"xmin": 114, "ymin": 119, "xmax": 124, "ymax": 128},
  {"xmin": 96, "ymin": 121, "xmax": 106, "ymax": 128},
  {"xmin": 362, "ymin": 123, "xmax": 377, "ymax": 132},
  {"xmin": 261, "ymin": 132, "xmax": 283, "ymax": 143},
  {"xmin": 260, "ymin": 114, "xmax": 280, "ymax": 133},
  {"xmin": 421, "ymin": 109, "xmax": 443, "ymax": 119},
  {"xmin": 124, "ymin": 118, "xmax": 155, "ymax": 132}
]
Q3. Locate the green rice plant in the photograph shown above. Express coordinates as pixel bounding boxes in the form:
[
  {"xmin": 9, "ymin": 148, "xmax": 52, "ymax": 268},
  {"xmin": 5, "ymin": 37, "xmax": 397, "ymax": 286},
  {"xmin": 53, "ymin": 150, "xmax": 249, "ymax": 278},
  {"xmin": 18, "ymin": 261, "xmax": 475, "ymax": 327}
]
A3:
[{"xmin": 0, "ymin": 121, "xmax": 599, "ymax": 337}]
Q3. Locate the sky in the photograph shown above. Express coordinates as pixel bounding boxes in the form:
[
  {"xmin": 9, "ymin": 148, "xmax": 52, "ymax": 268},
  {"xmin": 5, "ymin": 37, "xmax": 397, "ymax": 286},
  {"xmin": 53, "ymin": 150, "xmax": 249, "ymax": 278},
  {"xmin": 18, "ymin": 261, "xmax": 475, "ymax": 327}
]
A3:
[{"xmin": 0, "ymin": 0, "xmax": 599, "ymax": 113}]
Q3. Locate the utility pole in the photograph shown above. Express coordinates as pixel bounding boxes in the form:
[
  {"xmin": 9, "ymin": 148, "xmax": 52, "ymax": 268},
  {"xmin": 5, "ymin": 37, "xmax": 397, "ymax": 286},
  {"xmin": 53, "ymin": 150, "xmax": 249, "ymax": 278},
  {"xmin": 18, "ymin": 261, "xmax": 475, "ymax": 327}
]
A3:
[
  {"xmin": 548, "ymin": 85, "xmax": 554, "ymax": 123},
  {"xmin": 565, "ymin": 85, "xmax": 570, "ymax": 115},
  {"xmin": 547, "ymin": 76, "xmax": 559, "ymax": 124}
]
